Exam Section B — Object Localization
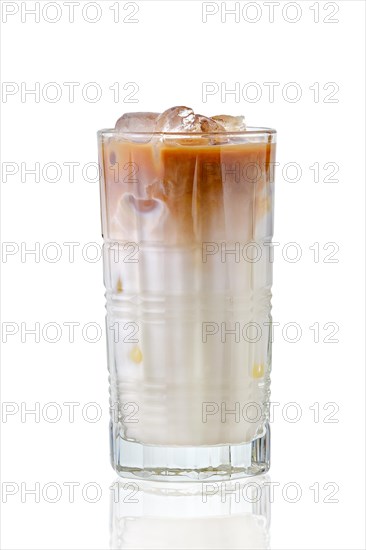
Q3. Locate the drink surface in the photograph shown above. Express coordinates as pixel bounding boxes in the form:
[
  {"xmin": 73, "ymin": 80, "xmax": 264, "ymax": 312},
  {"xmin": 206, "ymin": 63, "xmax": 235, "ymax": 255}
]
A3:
[{"xmin": 99, "ymin": 131, "xmax": 276, "ymax": 446}]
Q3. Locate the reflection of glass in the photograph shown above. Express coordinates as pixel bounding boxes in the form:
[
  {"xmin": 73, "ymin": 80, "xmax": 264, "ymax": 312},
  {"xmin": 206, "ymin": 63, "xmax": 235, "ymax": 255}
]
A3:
[{"xmin": 110, "ymin": 476, "xmax": 271, "ymax": 549}]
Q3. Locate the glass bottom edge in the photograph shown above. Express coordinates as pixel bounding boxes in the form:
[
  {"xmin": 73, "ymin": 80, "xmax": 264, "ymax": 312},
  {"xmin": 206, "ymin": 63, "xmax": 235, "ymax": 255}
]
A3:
[{"xmin": 110, "ymin": 423, "xmax": 270, "ymax": 482}]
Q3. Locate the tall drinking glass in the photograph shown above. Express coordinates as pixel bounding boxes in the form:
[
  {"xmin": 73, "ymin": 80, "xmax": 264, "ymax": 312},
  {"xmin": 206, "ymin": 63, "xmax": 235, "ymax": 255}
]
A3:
[{"xmin": 98, "ymin": 126, "xmax": 276, "ymax": 481}]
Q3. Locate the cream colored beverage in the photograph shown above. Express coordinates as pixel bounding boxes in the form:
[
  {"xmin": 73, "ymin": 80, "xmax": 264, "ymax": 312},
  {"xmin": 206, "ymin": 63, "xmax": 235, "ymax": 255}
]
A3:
[{"xmin": 98, "ymin": 107, "xmax": 276, "ymax": 480}]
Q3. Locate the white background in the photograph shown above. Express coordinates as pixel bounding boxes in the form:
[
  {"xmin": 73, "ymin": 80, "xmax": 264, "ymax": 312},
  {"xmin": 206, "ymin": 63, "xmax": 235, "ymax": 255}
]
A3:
[{"xmin": 1, "ymin": 1, "xmax": 365, "ymax": 549}]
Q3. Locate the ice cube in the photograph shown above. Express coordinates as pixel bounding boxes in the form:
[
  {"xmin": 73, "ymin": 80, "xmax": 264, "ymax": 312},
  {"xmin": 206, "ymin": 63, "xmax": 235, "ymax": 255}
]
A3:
[
  {"xmin": 115, "ymin": 112, "xmax": 159, "ymax": 133},
  {"xmin": 156, "ymin": 106, "xmax": 197, "ymax": 132},
  {"xmin": 211, "ymin": 114, "xmax": 246, "ymax": 131},
  {"xmin": 195, "ymin": 115, "xmax": 224, "ymax": 133}
]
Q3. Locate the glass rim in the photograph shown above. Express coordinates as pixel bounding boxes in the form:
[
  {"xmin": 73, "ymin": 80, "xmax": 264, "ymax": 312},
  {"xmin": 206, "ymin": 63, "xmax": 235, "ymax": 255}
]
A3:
[{"xmin": 97, "ymin": 126, "xmax": 276, "ymax": 139}]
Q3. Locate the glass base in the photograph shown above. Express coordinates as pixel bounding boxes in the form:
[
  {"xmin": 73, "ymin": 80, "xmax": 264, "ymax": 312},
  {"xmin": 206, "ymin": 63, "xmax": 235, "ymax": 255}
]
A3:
[{"xmin": 110, "ymin": 423, "xmax": 270, "ymax": 482}]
